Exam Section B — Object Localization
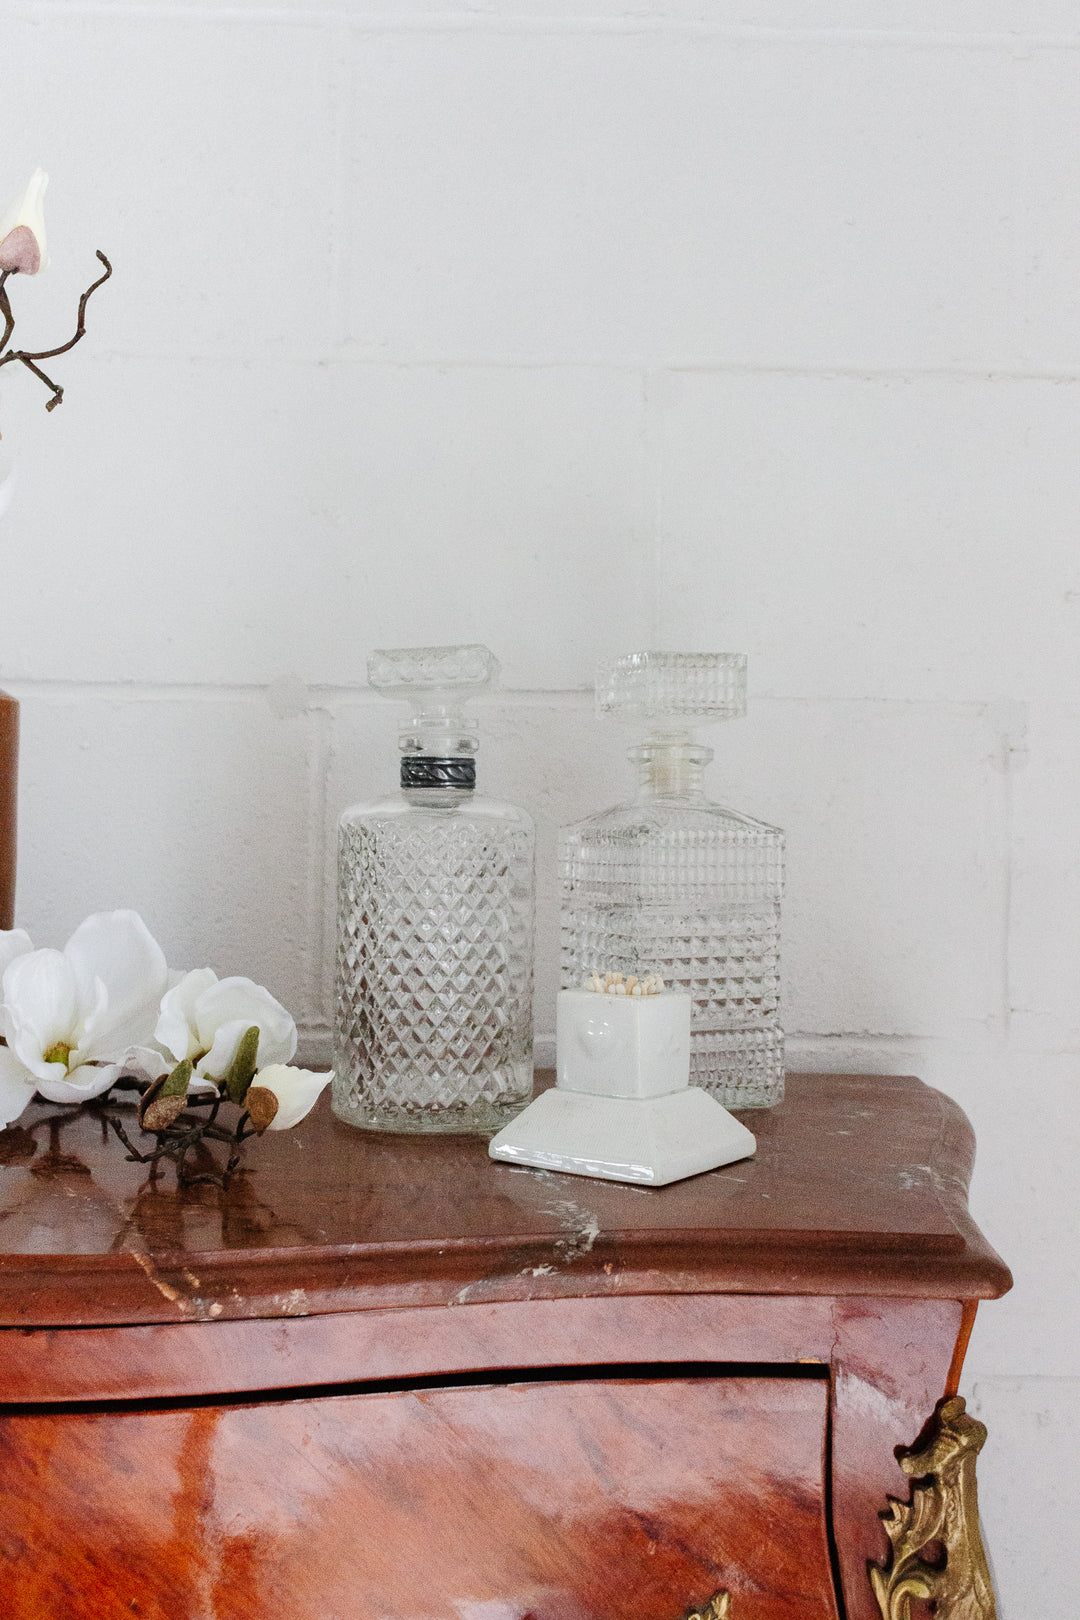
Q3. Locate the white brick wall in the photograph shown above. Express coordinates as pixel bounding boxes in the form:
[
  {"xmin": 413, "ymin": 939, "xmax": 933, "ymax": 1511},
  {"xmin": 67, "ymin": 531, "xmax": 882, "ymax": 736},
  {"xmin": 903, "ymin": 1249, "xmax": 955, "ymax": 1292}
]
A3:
[{"xmin": 1, "ymin": 5, "xmax": 1076, "ymax": 1612}]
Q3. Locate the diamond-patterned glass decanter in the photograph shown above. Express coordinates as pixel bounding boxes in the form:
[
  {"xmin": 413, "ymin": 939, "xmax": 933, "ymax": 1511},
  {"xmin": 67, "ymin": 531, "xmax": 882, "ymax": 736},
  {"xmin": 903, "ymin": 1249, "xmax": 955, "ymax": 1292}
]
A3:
[
  {"xmin": 560, "ymin": 651, "xmax": 785, "ymax": 1108},
  {"xmin": 333, "ymin": 644, "xmax": 535, "ymax": 1134}
]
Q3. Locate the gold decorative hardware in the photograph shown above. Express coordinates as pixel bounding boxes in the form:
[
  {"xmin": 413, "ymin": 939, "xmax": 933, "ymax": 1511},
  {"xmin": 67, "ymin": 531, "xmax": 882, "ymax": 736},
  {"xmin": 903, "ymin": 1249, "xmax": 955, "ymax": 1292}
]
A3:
[
  {"xmin": 869, "ymin": 1395, "xmax": 996, "ymax": 1620},
  {"xmin": 685, "ymin": 1595, "xmax": 730, "ymax": 1620}
]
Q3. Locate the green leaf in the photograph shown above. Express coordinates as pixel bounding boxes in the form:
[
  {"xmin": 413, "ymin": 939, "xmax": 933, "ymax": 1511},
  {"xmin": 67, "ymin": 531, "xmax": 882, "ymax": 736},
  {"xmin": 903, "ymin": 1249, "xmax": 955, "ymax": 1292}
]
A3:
[
  {"xmin": 225, "ymin": 1025, "xmax": 261, "ymax": 1105},
  {"xmin": 160, "ymin": 1058, "xmax": 193, "ymax": 1099}
]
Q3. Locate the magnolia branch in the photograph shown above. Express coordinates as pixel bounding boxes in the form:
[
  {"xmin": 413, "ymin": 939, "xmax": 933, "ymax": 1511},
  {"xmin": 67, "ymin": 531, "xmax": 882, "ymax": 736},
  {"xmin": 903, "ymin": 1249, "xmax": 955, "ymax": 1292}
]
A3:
[
  {"xmin": 0, "ymin": 250, "xmax": 112, "ymax": 419},
  {"xmin": 104, "ymin": 1093, "xmax": 259, "ymax": 1188}
]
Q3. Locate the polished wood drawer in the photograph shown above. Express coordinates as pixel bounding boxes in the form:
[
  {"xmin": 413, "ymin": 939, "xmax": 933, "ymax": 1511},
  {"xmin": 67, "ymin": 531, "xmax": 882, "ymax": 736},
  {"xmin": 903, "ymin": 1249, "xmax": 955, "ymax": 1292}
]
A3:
[{"xmin": 0, "ymin": 1373, "xmax": 837, "ymax": 1620}]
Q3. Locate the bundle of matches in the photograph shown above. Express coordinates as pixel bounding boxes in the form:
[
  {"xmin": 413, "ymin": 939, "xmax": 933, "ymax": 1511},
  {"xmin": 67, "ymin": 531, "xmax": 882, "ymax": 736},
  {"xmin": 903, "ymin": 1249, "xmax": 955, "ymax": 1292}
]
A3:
[{"xmin": 583, "ymin": 970, "xmax": 665, "ymax": 996}]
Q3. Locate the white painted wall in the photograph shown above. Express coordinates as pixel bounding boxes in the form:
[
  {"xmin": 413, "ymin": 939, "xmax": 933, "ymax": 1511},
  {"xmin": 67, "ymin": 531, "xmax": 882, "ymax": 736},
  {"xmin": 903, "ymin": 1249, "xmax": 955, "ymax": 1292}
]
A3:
[{"xmin": 0, "ymin": 3, "xmax": 1076, "ymax": 1611}]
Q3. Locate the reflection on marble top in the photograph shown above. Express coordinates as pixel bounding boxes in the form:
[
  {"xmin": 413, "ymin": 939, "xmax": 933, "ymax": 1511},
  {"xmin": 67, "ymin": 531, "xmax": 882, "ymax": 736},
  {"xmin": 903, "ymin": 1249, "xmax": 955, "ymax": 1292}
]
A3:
[{"xmin": 0, "ymin": 1072, "xmax": 1010, "ymax": 1326}]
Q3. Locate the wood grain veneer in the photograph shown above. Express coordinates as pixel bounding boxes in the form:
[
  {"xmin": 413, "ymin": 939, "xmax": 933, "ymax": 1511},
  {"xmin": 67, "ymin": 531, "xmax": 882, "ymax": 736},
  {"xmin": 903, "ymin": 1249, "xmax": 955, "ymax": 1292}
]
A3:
[{"xmin": 0, "ymin": 1376, "xmax": 839, "ymax": 1620}]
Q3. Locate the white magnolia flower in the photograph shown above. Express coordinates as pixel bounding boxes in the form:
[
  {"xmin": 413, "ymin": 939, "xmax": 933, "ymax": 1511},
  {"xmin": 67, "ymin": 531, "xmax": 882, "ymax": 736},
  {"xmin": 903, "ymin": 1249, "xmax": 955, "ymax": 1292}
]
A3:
[
  {"xmin": 0, "ymin": 169, "xmax": 49, "ymax": 275},
  {"xmin": 0, "ymin": 1049, "xmax": 36, "ymax": 1125},
  {"xmin": 0, "ymin": 910, "xmax": 169, "ymax": 1109},
  {"xmin": 155, "ymin": 969, "xmax": 297, "ymax": 1083},
  {"xmin": 0, "ymin": 927, "xmax": 32, "ymax": 978},
  {"xmin": 244, "ymin": 1064, "xmax": 330, "ymax": 1132}
]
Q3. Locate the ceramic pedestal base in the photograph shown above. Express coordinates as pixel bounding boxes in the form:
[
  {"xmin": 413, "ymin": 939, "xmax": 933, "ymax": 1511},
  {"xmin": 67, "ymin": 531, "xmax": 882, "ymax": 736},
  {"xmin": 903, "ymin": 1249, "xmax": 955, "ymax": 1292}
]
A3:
[
  {"xmin": 489, "ymin": 1084, "xmax": 756, "ymax": 1187},
  {"xmin": 491, "ymin": 986, "xmax": 757, "ymax": 1187}
]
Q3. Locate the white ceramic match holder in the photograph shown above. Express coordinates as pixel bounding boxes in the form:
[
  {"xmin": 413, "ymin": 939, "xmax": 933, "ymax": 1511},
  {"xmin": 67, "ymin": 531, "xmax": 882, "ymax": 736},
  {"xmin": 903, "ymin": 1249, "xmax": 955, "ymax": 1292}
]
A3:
[{"xmin": 489, "ymin": 976, "xmax": 756, "ymax": 1187}]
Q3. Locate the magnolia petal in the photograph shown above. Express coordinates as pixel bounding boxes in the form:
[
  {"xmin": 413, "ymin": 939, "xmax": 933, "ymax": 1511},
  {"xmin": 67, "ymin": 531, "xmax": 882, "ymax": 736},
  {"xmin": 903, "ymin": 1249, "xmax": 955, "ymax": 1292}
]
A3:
[
  {"xmin": 249, "ymin": 1064, "xmax": 330, "ymax": 1130},
  {"xmin": 194, "ymin": 977, "xmax": 297, "ymax": 1069},
  {"xmin": 35, "ymin": 1060, "xmax": 122, "ymax": 1104},
  {"xmin": 0, "ymin": 1046, "xmax": 37, "ymax": 1126},
  {"xmin": 66, "ymin": 910, "xmax": 169, "ymax": 1059},
  {"xmin": 109, "ymin": 1045, "xmax": 171, "ymax": 1086},
  {"xmin": 0, "ymin": 169, "xmax": 48, "ymax": 273},
  {"xmin": 196, "ymin": 1017, "xmax": 251, "ymax": 1082},
  {"xmin": 0, "ymin": 928, "xmax": 33, "ymax": 978},
  {"xmin": 69, "ymin": 974, "xmax": 109, "ymax": 1070},
  {"xmin": 155, "ymin": 967, "xmax": 218, "ymax": 1062},
  {"xmin": 1, "ymin": 948, "xmax": 79, "ymax": 1080}
]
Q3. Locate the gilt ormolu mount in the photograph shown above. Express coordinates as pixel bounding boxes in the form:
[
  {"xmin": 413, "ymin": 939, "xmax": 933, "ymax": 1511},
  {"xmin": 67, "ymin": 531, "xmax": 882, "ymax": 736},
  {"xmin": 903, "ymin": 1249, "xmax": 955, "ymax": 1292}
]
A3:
[
  {"xmin": 685, "ymin": 1595, "xmax": 732, "ymax": 1620},
  {"xmin": 870, "ymin": 1396, "xmax": 996, "ymax": 1620}
]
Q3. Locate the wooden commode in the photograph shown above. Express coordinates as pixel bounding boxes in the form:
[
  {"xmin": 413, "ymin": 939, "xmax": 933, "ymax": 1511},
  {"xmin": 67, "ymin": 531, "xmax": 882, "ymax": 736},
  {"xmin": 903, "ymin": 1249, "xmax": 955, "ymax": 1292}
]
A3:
[{"xmin": 0, "ymin": 1071, "xmax": 1010, "ymax": 1619}]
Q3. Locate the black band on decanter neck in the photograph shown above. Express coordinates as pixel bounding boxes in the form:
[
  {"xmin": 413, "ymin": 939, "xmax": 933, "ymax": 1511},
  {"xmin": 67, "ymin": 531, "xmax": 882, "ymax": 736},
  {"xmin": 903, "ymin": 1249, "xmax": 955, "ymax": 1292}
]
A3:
[{"xmin": 401, "ymin": 756, "xmax": 476, "ymax": 790}]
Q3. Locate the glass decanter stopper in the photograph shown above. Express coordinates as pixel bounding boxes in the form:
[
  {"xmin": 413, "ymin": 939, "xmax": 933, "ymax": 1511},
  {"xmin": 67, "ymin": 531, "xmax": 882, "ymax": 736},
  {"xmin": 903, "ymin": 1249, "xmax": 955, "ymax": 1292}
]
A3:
[
  {"xmin": 559, "ymin": 651, "xmax": 785, "ymax": 1109},
  {"xmin": 333, "ymin": 644, "xmax": 535, "ymax": 1134}
]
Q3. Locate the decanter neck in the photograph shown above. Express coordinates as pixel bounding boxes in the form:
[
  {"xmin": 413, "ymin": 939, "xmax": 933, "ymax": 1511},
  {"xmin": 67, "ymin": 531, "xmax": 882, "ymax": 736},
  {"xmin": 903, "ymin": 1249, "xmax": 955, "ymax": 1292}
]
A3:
[
  {"xmin": 398, "ymin": 706, "xmax": 479, "ymax": 794},
  {"xmin": 400, "ymin": 757, "xmax": 476, "ymax": 792},
  {"xmin": 399, "ymin": 707, "xmax": 480, "ymax": 759},
  {"xmin": 630, "ymin": 733, "xmax": 712, "ymax": 800}
]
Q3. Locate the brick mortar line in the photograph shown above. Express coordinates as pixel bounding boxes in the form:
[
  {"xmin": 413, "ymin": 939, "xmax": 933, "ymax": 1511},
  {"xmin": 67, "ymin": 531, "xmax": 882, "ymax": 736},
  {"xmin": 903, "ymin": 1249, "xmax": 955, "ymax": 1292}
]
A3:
[
  {"xmin": 5, "ymin": 7, "xmax": 1080, "ymax": 53},
  {"xmin": 0, "ymin": 682, "xmax": 1053, "ymax": 713},
  {"xmin": 64, "ymin": 353, "xmax": 1080, "ymax": 382}
]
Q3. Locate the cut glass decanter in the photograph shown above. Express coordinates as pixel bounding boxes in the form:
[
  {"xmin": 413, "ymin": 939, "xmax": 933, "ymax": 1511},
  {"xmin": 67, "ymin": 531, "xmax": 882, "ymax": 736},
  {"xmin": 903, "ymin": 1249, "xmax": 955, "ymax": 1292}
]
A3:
[
  {"xmin": 333, "ymin": 644, "xmax": 535, "ymax": 1134},
  {"xmin": 560, "ymin": 651, "xmax": 785, "ymax": 1109}
]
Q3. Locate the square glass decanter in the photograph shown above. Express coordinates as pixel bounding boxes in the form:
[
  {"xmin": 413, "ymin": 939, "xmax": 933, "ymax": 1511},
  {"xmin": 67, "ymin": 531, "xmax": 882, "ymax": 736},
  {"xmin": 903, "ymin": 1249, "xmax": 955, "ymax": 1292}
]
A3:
[
  {"xmin": 333, "ymin": 645, "xmax": 535, "ymax": 1134},
  {"xmin": 559, "ymin": 651, "xmax": 785, "ymax": 1109}
]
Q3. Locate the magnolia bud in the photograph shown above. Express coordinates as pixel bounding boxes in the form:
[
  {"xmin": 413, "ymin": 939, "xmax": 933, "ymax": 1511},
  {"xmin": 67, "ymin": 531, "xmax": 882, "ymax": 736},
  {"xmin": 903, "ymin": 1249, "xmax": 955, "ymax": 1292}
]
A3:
[{"xmin": 0, "ymin": 170, "xmax": 49, "ymax": 275}]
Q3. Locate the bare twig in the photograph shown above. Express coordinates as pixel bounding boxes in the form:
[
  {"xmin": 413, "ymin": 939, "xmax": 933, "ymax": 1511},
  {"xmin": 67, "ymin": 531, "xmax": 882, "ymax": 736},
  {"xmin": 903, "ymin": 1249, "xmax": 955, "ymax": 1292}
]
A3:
[
  {"xmin": 102, "ymin": 1085, "xmax": 252, "ymax": 1189},
  {"xmin": 0, "ymin": 251, "xmax": 113, "ymax": 414},
  {"xmin": 12, "ymin": 251, "xmax": 112, "ymax": 363},
  {"xmin": 0, "ymin": 277, "xmax": 13, "ymax": 355},
  {"xmin": 13, "ymin": 354, "xmax": 63, "ymax": 411},
  {"xmin": 108, "ymin": 1113, "xmax": 170, "ymax": 1164}
]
